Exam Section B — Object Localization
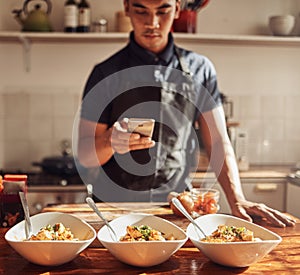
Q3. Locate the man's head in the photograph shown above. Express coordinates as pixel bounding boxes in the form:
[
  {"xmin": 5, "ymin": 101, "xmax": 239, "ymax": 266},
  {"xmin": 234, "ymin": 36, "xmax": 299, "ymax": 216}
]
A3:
[{"xmin": 123, "ymin": 0, "xmax": 180, "ymax": 54}]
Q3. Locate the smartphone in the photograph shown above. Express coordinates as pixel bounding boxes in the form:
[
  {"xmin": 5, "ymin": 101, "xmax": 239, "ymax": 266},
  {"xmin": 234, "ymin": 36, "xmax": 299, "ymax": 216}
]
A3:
[{"xmin": 128, "ymin": 118, "xmax": 155, "ymax": 138}]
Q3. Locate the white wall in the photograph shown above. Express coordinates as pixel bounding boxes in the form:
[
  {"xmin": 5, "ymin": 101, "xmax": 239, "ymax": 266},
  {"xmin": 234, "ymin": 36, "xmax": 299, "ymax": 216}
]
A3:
[
  {"xmin": 0, "ymin": 0, "xmax": 300, "ymax": 170},
  {"xmin": 2, "ymin": 0, "xmax": 300, "ymax": 34}
]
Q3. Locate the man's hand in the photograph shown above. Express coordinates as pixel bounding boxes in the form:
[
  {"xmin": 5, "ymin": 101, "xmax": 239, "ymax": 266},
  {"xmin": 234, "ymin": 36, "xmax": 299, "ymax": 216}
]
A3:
[
  {"xmin": 111, "ymin": 118, "xmax": 155, "ymax": 154},
  {"xmin": 232, "ymin": 200, "xmax": 296, "ymax": 228}
]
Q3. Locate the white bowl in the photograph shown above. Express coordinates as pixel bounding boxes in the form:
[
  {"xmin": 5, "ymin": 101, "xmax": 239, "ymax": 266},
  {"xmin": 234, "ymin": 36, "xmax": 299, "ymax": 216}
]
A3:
[
  {"xmin": 269, "ymin": 15, "xmax": 295, "ymax": 36},
  {"xmin": 97, "ymin": 213, "xmax": 188, "ymax": 267},
  {"xmin": 186, "ymin": 214, "xmax": 282, "ymax": 267},
  {"xmin": 5, "ymin": 212, "xmax": 96, "ymax": 266}
]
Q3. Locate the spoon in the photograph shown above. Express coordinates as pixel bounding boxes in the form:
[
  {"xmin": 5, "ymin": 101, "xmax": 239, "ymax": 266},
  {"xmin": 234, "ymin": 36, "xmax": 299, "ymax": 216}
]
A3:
[
  {"xmin": 85, "ymin": 197, "xmax": 118, "ymax": 242},
  {"xmin": 19, "ymin": 191, "xmax": 33, "ymax": 240},
  {"xmin": 171, "ymin": 197, "xmax": 207, "ymax": 239}
]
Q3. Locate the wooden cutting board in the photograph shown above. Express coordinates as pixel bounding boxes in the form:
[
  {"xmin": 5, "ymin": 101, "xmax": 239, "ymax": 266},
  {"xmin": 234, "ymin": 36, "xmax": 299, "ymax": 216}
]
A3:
[{"xmin": 42, "ymin": 202, "xmax": 188, "ymax": 227}]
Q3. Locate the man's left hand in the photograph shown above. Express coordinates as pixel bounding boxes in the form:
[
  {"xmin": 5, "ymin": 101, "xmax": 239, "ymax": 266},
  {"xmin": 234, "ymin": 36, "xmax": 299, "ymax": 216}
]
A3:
[{"xmin": 232, "ymin": 200, "xmax": 296, "ymax": 227}]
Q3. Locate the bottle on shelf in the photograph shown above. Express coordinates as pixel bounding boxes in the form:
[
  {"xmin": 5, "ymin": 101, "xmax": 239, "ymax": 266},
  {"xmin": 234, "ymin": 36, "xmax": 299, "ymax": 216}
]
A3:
[
  {"xmin": 77, "ymin": 0, "xmax": 91, "ymax": 32},
  {"xmin": 64, "ymin": 0, "xmax": 78, "ymax": 33}
]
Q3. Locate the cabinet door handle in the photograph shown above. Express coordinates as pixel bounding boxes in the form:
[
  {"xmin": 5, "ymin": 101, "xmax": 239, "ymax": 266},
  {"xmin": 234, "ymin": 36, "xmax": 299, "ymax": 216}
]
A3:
[{"xmin": 255, "ymin": 184, "xmax": 278, "ymax": 192}]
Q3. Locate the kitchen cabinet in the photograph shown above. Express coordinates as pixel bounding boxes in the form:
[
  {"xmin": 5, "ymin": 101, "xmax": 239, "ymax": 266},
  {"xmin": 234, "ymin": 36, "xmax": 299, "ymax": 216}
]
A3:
[
  {"xmin": 241, "ymin": 180, "xmax": 286, "ymax": 212},
  {"xmin": 286, "ymin": 182, "xmax": 300, "ymax": 218}
]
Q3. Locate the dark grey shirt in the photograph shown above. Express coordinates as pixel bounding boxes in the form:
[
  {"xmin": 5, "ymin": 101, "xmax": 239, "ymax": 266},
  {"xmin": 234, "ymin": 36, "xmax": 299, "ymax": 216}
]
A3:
[{"xmin": 80, "ymin": 32, "xmax": 221, "ymax": 201}]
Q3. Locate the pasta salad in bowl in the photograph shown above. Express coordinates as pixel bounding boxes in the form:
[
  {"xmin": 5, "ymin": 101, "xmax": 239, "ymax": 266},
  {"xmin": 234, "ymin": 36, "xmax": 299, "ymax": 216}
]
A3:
[
  {"xmin": 5, "ymin": 212, "xmax": 96, "ymax": 266},
  {"xmin": 186, "ymin": 214, "xmax": 281, "ymax": 267},
  {"xmin": 97, "ymin": 213, "xmax": 187, "ymax": 267}
]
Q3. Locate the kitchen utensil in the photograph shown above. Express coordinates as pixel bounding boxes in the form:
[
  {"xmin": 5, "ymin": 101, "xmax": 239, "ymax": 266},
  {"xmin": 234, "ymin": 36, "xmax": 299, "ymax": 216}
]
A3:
[
  {"xmin": 32, "ymin": 140, "xmax": 80, "ymax": 176},
  {"xmin": 19, "ymin": 192, "xmax": 32, "ymax": 240},
  {"xmin": 32, "ymin": 155, "xmax": 78, "ymax": 175},
  {"xmin": 171, "ymin": 197, "xmax": 207, "ymax": 238},
  {"xmin": 86, "ymin": 197, "xmax": 118, "ymax": 242},
  {"xmin": 12, "ymin": 0, "xmax": 52, "ymax": 32},
  {"xmin": 31, "ymin": 139, "xmax": 87, "ymax": 176}
]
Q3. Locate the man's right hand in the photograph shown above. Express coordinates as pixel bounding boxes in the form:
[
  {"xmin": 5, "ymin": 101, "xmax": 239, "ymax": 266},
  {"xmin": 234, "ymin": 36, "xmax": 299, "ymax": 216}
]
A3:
[{"xmin": 111, "ymin": 119, "xmax": 155, "ymax": 154}]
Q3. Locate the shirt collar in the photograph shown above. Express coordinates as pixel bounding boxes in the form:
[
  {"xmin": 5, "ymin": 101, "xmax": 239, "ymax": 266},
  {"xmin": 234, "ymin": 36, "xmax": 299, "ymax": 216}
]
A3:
[{"xmin": 128, "ymin": 32, "xmax": 175, "ymax": 65}]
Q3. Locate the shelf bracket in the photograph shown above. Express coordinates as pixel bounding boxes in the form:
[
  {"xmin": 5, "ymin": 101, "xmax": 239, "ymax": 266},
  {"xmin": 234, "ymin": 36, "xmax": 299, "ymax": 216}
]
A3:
[{"xmin": 18, "ymin": 35, "xmax": 31, "ymax": 72}]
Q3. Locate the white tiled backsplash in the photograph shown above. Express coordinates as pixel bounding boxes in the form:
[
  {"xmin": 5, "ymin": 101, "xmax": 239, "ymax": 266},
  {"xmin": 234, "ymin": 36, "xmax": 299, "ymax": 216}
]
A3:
[
  {"xmin": 0, "ymin": 89, "xmax": 81, "ymax": 170},
  {"xmin": 1, "ymin": 0, "xmax": 300, "ymax": 169},
  {"xmin": 1, "ymin": 90, "xmax": 299, "ymax": 170},
  {"xmin": 230, "ymin": 94, "xmax": 300, "ymax": 165}
]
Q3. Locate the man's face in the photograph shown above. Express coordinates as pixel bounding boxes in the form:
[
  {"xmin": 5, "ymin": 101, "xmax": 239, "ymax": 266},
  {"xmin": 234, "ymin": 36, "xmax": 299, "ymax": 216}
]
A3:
[{"xmin": 124, "ymin": 0, "xmax": 180, "ymax": 54}]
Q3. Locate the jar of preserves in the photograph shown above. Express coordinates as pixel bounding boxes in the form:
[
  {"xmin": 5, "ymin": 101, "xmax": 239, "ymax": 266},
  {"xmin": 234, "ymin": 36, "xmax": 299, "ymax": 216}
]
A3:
[{"xmin": 190, "ymin": 188, "xmax": 220, "ymax": 217}]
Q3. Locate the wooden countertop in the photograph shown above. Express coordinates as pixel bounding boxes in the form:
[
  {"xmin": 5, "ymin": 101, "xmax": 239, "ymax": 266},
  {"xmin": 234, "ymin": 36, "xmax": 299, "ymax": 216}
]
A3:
[{"xmin": 1, "ymin": 202, "xmax": 300, "ymax": 274}]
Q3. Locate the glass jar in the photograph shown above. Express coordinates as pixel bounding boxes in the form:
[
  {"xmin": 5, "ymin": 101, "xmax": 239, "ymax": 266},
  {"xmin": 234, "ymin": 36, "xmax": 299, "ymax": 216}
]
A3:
[
  {"xmin": 0, "ymin": 175, "xmax": 27, "ymax": 227},
  {"xmin": 92, "ymin": 18, "xmax": 107, "ymax": 33},
  {"xmin": 190, "ymin": 188, "xmax": 220, "ymax": 217}
]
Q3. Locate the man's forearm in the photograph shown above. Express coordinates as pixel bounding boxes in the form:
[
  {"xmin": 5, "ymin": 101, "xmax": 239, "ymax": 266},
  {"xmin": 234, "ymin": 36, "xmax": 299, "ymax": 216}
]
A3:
[
  {"xmin": 78, "ymin": 129, "xmax": 114, "ymax": 167},
  {"xmin": 207, "ymin": 138, "xmax": 246, "ymax": 210}
]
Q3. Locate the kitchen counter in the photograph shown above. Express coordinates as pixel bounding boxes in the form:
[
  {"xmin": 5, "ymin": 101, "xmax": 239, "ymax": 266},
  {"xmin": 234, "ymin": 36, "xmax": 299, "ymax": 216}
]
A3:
[
  {"xmin": 1, "ymin": 202, "xmax": 299, "ymax": 274},
  {"xmin": 192, "ymin": 165, "xmax": 291, "ymax": 181},
  {"xmin": 191, "ymin": 165, "xmax": 292, "ymax": 213}
]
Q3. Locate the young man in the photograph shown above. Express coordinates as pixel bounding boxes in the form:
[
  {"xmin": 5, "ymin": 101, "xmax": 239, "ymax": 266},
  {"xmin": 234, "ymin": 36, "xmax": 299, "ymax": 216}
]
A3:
[{"xmin": 77, "ymin": 0, "xmax": 295, "ymax": 227}]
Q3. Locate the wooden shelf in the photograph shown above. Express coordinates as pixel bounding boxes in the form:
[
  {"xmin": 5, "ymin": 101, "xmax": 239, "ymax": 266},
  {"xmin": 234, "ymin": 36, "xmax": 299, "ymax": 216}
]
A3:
[
  {"xmin": 0, "ymin": 31, "xmax": 129, "ymax": 43},
  {"xmin": 1, "ymin": 31, "xmax": 300, "ymax": 47},
  {"xmin": 175, "ymin": 33, "xmax": 300, "ymax": 47}
]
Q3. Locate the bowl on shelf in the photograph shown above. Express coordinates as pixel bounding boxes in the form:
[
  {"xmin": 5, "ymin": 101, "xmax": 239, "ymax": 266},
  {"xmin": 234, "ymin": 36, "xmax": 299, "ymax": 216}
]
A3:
[
  {"xmin": 97, "ymin": 213, "xmax": 188, "ymax": 267},
  {"xmin": 5, "ymin": 212, "xmax": 96, "ymax": 266},
  {"xmin": 186, "ymin": 214, "xmax": 282, "ymax": 267},
  {"xmin": 269, "ymin": 15, "xmax": 295, "ymax": 36}
]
